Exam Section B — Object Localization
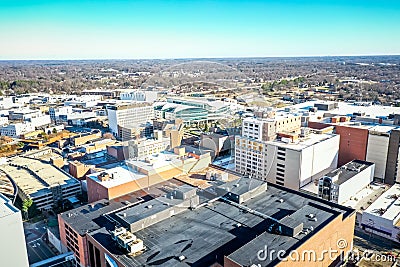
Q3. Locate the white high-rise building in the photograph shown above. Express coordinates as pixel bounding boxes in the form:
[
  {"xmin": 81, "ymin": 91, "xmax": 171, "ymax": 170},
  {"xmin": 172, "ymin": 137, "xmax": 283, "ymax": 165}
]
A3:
[
  {"xmin": 119, "ymin": 90, "xmax": 158, "ymax": 102},
  {"xmin": 107, "ymin": 103, "xmax": 154, "ymax": 137},
  {"xmin": 235, "ymin": 117, "xmax": 340, "ymax": 190},
  {"xmin": 0, "ymin": 193, "xmax": 29, "ymax": 267}
]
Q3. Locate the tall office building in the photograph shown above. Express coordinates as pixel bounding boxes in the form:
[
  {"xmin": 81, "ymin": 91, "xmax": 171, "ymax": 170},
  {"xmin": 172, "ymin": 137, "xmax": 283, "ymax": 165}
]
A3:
[
  {"xmin": 106, "ymin": 102, "xmax": 154, "ymax": 138},
  {"xmin": 235, "ymin": 117, "xmax": 339, "ymax": 190},
  {"xmin": 0, "ymin": 193, "xmax": 29, "ymax": 267}
]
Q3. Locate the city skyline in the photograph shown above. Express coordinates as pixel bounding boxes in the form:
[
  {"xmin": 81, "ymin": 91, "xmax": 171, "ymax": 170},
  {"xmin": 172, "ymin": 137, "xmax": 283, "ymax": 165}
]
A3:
[{"xmin": 0, "ymin": 0, "xmax": 399, "ymax": 60}]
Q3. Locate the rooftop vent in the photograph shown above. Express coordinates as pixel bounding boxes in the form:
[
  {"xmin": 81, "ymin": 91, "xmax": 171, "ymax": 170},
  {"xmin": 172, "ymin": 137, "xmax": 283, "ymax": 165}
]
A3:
[
  {"xmin": 278, "ymin": 198, "xmax": 284, "ymax": 203},
  {"xmin": 146, "ymin": 205, "xmax": 153, "ymax": 209},
  {"xmin": 178, "ymin": 255, "xmax": 186, "ymax": 261}
]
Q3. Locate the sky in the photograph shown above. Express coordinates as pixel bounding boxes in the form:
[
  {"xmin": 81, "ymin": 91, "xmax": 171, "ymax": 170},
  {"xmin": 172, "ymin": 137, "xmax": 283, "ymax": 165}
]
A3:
[{"xmin": 0, "ymin": 0, "xmax": 399, "ymax": 60}]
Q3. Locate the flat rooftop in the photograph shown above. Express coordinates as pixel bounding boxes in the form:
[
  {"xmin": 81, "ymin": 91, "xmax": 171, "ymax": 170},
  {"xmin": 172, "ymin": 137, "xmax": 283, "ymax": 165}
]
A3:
[
  {"xmin": 243, "ymin": 113, "xmax": 298, "ymax": 124},
  {"xmin": 288, "ymin": 100, "xmax": 400, "ymax": 118},
  {"xmin": 87, "ymin": 166, "xmax": 147, "ymax": 189},
  {"xmin": 89, "ymin": 183, "xmax": 354, "ymax": 267},
  {"xmin": 0, "ymin": 156, "xmax": 79, "ymax": 198},
  {"xmin": 267, "ymin": 132, "xmax": 338, "ymax": 151},
  {"xmin": 341, "ymin": 183, "xmax": 387, "ymax": 211},
  {"xmin": 0, "ymin": 193, "xmax": 19, "ymax": 218},
  {"xmin": 126, "ymin": 151, "xmax": 198, "ymax": 172},
  {"xmin": 60, "ymin": 178, "xmax": 186, "ymax": 236},
  {"xmin": 325, "ymin": 160, "xmax": 374, "ymax": 185},
  {"xmin": 364, "ymin": 183, "xmax": 400, "ymax": 223}
]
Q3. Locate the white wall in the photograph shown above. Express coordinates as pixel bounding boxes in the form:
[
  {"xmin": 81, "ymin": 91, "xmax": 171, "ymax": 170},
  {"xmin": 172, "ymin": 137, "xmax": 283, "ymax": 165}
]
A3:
[
  {"xmin": 338, "ymin": 164, "xmax": 374, "ymax": 204},
  {"xmin": 0, "ymin": 195, "xmax": 29, "ymax": 267}
]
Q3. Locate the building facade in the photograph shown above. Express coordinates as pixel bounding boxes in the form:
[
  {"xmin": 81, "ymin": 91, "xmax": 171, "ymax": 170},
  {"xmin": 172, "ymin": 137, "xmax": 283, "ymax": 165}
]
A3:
[
  {"xmin": 107, "ymin": 103, "xmax": 154, "ymax": 137},
  {"xmin": 0, "ymin": 193, "xmax": 29, "ymax": 267}
]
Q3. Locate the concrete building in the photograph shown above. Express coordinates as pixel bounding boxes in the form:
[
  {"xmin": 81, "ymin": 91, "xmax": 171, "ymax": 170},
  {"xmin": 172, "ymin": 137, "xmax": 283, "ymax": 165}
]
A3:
[
  {"xmin": 385, "ymin": 129, "xmax": 400, "ymax": 185},
  {"xmin": 86, "ymin": 149, "xmax": 211, "ymax": 203},
  {"xmin": 69, "ymin": 161, "xmax": 94, "ymax": 180},
  {"xmin": 80, "ymin": 138, "xmax": 116, "ymax": 154},
  {"xmin": 0, "ymin": 96, "xmax": 14, "ymax": 109},
  {"xmin": 64, "ymin": 95, "xmax": 102, "ymax": 108},
  {"xmin": 0, "ymin": 116, "xmax": 8, "ymax": 126},
  {"xmin": 70, "ymin": 130, "xmax": 102, "ymax": 147},
  {"xmin": 242, "ymin": 115, "xmax": 302, "ymax": 142},
  {"xmin": 317, "ymin": 160, "xmax": 375, "ymax": 204},
  {"xmin": 127, "ymin": 131, "xmax": 170, "ymax": 159},
  {"xmin": 309, "ymin": 121, "xmax": 369, "ymax": 167},
  {"xmin": 82, "ymin": 89, "xmax": 117, "ymax": 99},
  {"xmin": 119, "ymin": 90, "xmax": 158, "ymax": 102},
  {"xmin": 61, "ymin": 175, "xmax": 356, "ymax": 267},
  {"xmin": 0, "ymin": 122, "xmax": 35, "ymax": 137},
  {"xmin": 49, "ymin": 106, "xmax": 73, "ymax": 122},
  {"xmin": 365, "ymin": 126, "xmax": 391, "ymax": 180},
  {"xmin": 106, "ymin": 144, "xmax": 129, "ymax": 161},
  {"xmin": 107, "ymin": 102, "xmax": 154, "ymax": 137},
  {"xmin": 290, "ymin": 100, "xmax": 400, "ymax": 184},
  {"xmin": 235, "ymin": 131, "xmax": 339, "ymax": 190},
  {"xmin": 309, "ymin": 120, "xmax": 400, "ymax": 184},
  {"xmin": 0, "ymin": 193, "xmax": 29, "ymax": 267},
  {"xmin": 0, "ymin": 151, "xmax": 81, "ymax": 210},
  {"xmin": 361, "ymin": 183, "xmax": 400, "ymax": 242},
  {"xmin": 200, "ymin": 133, "xmax": 232, "ymax": 158},
  {"xmin": 58, "ymin": 180, "xmax": 186, "ymax": 267},
  {"xmin": 26, "ymin": 114, "xmax": 52, "ymax": 128},
  {"xmin": 8, "ymin": 108, "xmax": 42, "ymax": 120},
  {"xmin": 153, "ymin": 118, "xmax": 184, "ymax": 148}
]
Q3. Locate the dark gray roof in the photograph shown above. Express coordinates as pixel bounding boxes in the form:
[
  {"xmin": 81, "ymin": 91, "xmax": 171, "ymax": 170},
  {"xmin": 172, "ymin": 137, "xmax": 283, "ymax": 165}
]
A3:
[
  {"xmin": 60, "ymin": 200, "xmax": 125, "ymax": 236},
  {"xmin": 114, "ymin": 196, "xmax": 184, "ymax": 225},
  {"xmin": 60, "ymin": 179, "xmax": 186, "ymax": 236},
  {"xmin": 89, "ymin": 183, "xmax": 354, "ymax": 267},
  {"xmin": 217, "ymin": 177, "xmax": 266, "ymax": 196}
]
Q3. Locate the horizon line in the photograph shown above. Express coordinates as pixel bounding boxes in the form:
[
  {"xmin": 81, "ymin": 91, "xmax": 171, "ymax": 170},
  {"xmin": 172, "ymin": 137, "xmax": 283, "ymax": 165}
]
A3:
[{"xmin": 1, "ymin": 54, "xmax": 400, "ymax": 61}]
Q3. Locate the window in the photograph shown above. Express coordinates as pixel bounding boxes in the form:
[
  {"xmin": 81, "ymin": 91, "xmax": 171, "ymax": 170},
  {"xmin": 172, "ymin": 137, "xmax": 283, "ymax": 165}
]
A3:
[
  {"xmin": 277, "ymin": 152, "xmax": 285, "ymax": 157},
  {"xmin": 277, "ymin": 168, "xmax": 285, "ymax": 173},
  {"xmin": 277, "ymin": 163, "xmax": 285, "ymax": 168},
  {"xmin": 276, "ymin": 177, "xmax": 284, "ymax": 182},
  {"xmin": 277, "ymin": 156, "xmax": 285, "ymax": 161},
  {"xmin": 276, "ymin": 181, "xmax": 284, "ymax": 186}
]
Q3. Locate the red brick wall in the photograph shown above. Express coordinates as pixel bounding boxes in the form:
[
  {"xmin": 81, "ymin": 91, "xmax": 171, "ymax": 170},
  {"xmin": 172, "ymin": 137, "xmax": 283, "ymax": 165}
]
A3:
[
  {"xmin": 58, "ymin": 215, "xmax": 89, "ymax": 266},
  {"xmin": 87, "ymin": 176, "xmax": 109, "ymax": 203},
  {"xmin": 335, "ymin": 125, "xmax": 368, "ymax": 166},
  {"xmin": 308, "ymin": 122, "xmax": 369, "ymax": 167}
]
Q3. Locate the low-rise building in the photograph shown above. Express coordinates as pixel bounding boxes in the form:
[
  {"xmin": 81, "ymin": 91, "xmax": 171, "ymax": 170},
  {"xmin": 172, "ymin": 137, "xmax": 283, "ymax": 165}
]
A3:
[
  {"xmin": 65, "ymin": 176, "xmax": 356, "ymax": 267},
  {"xmin": 0, "ymin": 151, "xmax": 81, "ymax": 210},
  {"xmin": 71, "ymin": 130, "xmax": 102, "ymax": 147},
  {"xmin": 317, "ymin": 160, "xmax": 375, "ymax": 204},
  {"xmin": 361, "ymin": 183, "xmax": 400, "ymax": 242},
  {"xmin": 127, "ymin": 131, "xmax": 170, "ymax": 159},
  {"xmin": 87, "ymin": 149, "xmax": 211, "ymax": 203},
  {"xmin": 0, "ymin": 122, "xmax": 35, "ymax": 137}
]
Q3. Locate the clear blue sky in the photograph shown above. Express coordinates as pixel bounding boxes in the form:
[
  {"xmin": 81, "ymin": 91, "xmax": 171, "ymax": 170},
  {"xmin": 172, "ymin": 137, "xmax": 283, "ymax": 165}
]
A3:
[{"xmin": 0, "ymin": 0, "xmax": 399, "ymax": 59}]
